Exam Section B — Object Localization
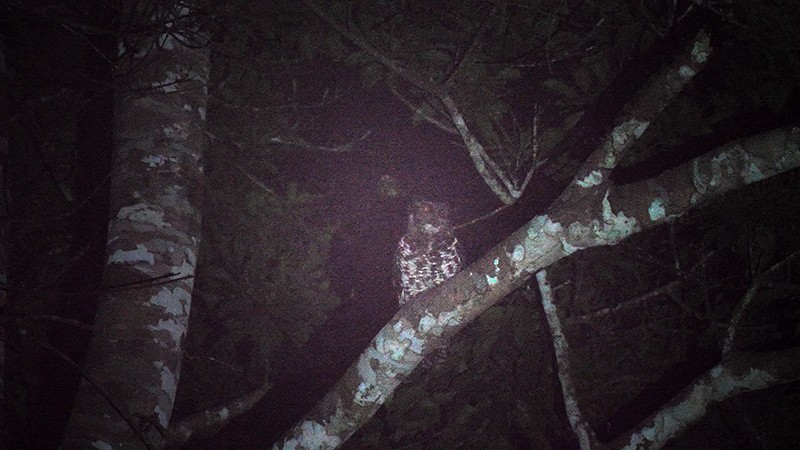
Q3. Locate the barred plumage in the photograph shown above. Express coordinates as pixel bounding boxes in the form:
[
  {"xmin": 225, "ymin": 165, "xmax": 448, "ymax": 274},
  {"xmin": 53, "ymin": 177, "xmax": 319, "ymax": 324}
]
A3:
[{"xmin": 396, "ymin": 201, "xmax": 461, "ymax": 305}]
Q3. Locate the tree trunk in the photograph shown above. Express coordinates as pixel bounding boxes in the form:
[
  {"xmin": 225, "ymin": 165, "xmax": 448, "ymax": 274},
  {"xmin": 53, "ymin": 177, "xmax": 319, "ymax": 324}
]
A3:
[{"xmin": 61, "ymin": 3, "xmax": 209, "ymax": 448}]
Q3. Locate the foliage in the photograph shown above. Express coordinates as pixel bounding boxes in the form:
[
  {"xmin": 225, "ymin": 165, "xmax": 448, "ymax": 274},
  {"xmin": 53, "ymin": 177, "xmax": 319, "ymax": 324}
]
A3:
[
  {"xmin": 176, "ymin": 157, "xmax": 339, "ymax": 412},
  {"xmin": 319, "ymin": 0, "xmax": 675, "ymax": 195},
  {"xmin": 174, "ymin": 2, "xmax": 342, "ymax": 414}
]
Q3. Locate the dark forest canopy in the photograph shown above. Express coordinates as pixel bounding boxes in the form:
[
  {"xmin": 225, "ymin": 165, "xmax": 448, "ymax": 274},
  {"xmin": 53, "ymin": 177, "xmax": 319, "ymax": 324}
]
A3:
[{"xmin": 1, "ymin": 1, "xmax": 799, "ymax": 449}]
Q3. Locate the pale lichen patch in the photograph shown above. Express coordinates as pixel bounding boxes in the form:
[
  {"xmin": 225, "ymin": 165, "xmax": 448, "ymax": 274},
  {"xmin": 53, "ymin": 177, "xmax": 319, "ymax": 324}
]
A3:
[
  {"xmin": 740, "ymin": 152, "xmax": 766, "ymax": 183},
  {"xmin": 142, "ymin": 154, "xmax": 178, "ymax": 168},
  {"xmin": 679, "ymin": 65, "xmax": 696, "ymax": 78},
  {"xmin": 419, "ymin": 307, "xmax": 463, "ymax": 336},
  {"xmin": 148, "ymin": 286, "xmax": 189, "ymax": 316},
  {"xmin": 510, "ymin": 244, "xmax": 525, "ymax": 262},
  {"xmin": 395, "ymin": 328, "xmax": 423, "ymax": 356},
  {"xmin": 486, "ymin": 257, "xmax": 501, "ymax": 285},
  {"xmin": 163, "ymin": 122, "xmax": 190, "ymax": 140},
  {"xmin": 561, "ymin": 191, "xmax": 639, "ymax": 251},
  {"xmin": 648, "ymin": 198, "xmax": 666, "ymax": 221},
  {"xmin": 691, "ymin": 38, "xmax": 711, "ymax": 63},
  {"xmin": 605, "ymin": 119, "xmax": 650, "ymax": 167},
  {"xmin": 118, "ymin": 203, "xmax": 168, "ymax": 228},
  {"xmin": 354, "ymin": 358, "xmax": 381, "ymax": 405},
  {"xmin": 576, "ymin": 170, "xmax": 603, "ymax": 188},
  {"xmin": 91, "ymin": 440, "xmax": 113, "ymax": 450},
  {"xmin": 148, "ymin": 317, "xmax": 185, "ymax": 348},
  {"xmin": 108, "ymin": 243, "xmax": 155, "ymax": 265},
  {"xmin": 517, "ymin": 214, "xmax": 566, "ymax": 269},
  {"xmin": 601, "ymin": 190, "xmax": 639, "ymax": 240},
  {"xmin": 279, "ymin": 420, "xmax": 341, "ymax": 450}
]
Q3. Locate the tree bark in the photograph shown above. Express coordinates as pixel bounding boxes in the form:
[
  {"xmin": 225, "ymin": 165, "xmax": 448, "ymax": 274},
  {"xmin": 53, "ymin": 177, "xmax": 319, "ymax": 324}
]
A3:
[
  {"xmin": 61, "ymin": 3, "xmax": 209, "ymax": 449},
  {"xmin": 614, "ymin": 347, "xmax": 800, "ymax": 450}
]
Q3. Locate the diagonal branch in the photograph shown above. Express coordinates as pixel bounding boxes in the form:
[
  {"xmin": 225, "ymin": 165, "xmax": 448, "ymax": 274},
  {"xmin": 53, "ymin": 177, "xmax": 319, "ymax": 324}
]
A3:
[
  {"xmin": 559, "ymin": 30, "xmax": 711, "ymax": 204},
  {"xmin": 388, "ymin": 85, "xmax": 456, "ymax": 135},
  {"xmin": 614, "ymin": 347, "xmax": 800, "ymax": 450},
  {"xmin": 440, "ymin": 95, "xmax": 518, "ymax": 204},
  {"xmin": 166, "ymin": 378, "xmax": 272, "ymax": 447},
  {"xmin": 722, "ymin": 250, "xmax": 800, "ymax": 355},
  {"xmin": 273, "ymin": 124, "xmax": 800, "ymax": 450},
  {"xmin": 537, "ymin": 270, "xmax": 598, "ymax": 450}
]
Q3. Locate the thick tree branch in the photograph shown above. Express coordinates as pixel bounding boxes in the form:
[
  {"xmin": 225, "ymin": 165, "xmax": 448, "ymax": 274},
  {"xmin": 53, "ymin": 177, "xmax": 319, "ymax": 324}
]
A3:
[
  {"xmin": 273, "ymin": 118, "xmax": 799, "ymax": 449},
  {"xmin": 614, "ymin": 347, "xmax": 800, "ymax": 450},
  {"xmin": 561, "ymin": 30, "xmax": 711, "ymax": 204},
  {"xmin": 62, "ymin": 4, "xmax": 209, "ymax": 447}
]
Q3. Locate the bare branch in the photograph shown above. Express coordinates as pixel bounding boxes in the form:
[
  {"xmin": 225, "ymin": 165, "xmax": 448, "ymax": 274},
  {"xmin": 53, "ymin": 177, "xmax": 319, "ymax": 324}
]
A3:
[
  {"xmin": 723, "ymin": 251, "xmax": 800, "ymax": 355},
  {"xmin": 454, "ymin": 201, "xmax": 514, "ymax": 230},
  {"xmin": 267, "ymin": 130, "xmax": 372, "ymax": 153},
  {"xmin": 617, "ymin": 347, "xmax": 800, "ymax": 450},
  {"xmin": 441, "ymin": 95, "xmax": 517, "ymax": 204},
  {"xmin": 537, "ymin": 270, "xmax": 597, "ymax": 450},
  {"xmin": 166, "ymin": 379, "xmax": 272, "ymax": 447},
  {"xmin": 388, "ymin": 85, "xmax": 456, "ymax": 135}
]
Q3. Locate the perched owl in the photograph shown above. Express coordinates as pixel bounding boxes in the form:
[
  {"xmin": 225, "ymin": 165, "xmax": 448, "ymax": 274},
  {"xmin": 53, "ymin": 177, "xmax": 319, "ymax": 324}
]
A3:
[{"xmin": 396, "ymin": 200, "xmax": 461, "ymax": 305}]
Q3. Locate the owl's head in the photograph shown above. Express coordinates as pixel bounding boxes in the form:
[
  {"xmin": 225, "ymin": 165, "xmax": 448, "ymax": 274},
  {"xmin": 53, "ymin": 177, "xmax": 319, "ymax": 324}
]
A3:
[{"xmin": 407, "ymin": 200, "xmax": 451, "ymax": 235}]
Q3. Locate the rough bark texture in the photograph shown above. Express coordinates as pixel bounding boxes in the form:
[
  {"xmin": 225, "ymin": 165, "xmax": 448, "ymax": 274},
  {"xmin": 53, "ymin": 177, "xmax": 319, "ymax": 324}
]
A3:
[{"xmin": 61, "ymin": 4, "xmax": 209, "ymax": 449}]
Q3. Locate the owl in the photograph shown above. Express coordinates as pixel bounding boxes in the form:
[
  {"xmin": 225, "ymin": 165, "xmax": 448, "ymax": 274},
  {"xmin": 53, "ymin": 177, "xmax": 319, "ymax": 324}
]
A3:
[{"xmin": 396, "ymin": 200, "xmax": 461, "ymax": 305}]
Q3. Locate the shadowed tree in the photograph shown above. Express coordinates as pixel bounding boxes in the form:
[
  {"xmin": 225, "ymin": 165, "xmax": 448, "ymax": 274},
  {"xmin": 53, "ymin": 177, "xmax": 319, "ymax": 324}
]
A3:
[{"xmin": 61, "ymin": 2, "xmax": 210, "ymax": 448}]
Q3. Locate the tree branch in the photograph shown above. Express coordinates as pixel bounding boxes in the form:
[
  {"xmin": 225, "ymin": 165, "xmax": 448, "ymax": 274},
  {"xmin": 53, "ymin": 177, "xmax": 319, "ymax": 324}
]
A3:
[
  {"xmin": 615, "ymin": 347, "xmax": 800, "ymax": 450},
  {"xmin": 388, "ymin": 85, "xmax": 456, "ymax": 135},
  {"xmin": 273, "ymin": 122, "xmax": 800, "ymax": 449},
  {"xmin": 166, "ymin": 379, "xmax": 272, "ymax": 447},
  {"xmin": 440, "ymin": 95, "xmax": 517, "ymax": 204},
  {"xmin": 537, "ymin": 270, "xmax": 598, "ymax": 450},
  {"xmin": 723, "ymin": 250, "xmax": 800, "ymax": 355}
]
